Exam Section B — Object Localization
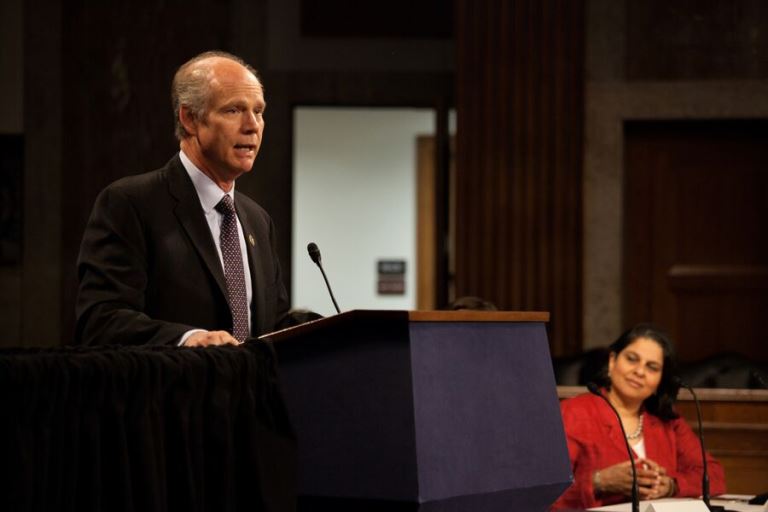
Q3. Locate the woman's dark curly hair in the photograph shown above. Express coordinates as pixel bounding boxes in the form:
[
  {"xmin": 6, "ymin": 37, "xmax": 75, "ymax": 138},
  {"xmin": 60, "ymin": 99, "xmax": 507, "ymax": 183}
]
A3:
[{"xmin": 593, "ymin": 323, "xmax": 681, "ymax": 421}]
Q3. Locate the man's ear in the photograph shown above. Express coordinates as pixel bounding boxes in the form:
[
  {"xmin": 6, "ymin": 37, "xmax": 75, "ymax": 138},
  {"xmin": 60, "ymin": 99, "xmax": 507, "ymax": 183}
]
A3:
[{"xmin": 179, "ymin": 105, "xmax": 198, "ymax": 136}]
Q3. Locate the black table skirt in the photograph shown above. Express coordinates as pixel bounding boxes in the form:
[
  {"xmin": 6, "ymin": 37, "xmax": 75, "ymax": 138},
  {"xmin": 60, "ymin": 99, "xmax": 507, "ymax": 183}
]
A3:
[{"xmin": 0, "ymin": 343, "xmax": 296, "ymax": 512}]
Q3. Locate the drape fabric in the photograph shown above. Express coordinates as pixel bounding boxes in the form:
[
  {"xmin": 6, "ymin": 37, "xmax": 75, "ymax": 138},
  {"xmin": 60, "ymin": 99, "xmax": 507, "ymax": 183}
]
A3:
[{"xmin": 0, "ymin": 343, "xmax": 296, "ymax": 512}]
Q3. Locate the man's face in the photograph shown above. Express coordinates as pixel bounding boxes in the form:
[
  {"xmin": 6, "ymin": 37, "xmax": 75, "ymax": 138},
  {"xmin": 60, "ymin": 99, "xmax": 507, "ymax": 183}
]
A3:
[{"xmin": 192, "ymin": 61, "xmax": 265, "ymax": 181}]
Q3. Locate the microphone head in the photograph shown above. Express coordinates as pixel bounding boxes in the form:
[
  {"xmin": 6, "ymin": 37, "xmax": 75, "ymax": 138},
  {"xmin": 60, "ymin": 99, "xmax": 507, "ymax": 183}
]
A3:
[
  {"xmin": 307, "ymin": 242, "xmax": 321, "ymax": 264},
  {"xmin": 752, "ymin": 369, "xmax": 768, "ymax": 389},
  {"xmin": 670, "ymin": 375, "xmax": 687, "ymax": 390},
  {"xmin": 586, "ymin": 381, "xmax": 601, "ymax": 395}
]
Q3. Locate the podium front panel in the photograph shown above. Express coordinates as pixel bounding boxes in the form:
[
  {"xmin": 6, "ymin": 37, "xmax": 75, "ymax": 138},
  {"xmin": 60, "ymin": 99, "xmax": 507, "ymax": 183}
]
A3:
[
  {"xmin": 409, "ymin": 321, "xmax": 572, "ymax": 503},
  {"xmin": 275, "ymin": 317, "xmax": 419, "ymax": 500},
  {"xmin": 272, "ymin": 311, "xmax": 573, "ymax": 510}
]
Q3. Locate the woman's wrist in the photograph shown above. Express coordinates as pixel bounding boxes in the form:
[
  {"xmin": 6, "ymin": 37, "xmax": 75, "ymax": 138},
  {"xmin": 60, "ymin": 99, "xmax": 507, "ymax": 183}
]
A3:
[
  {"xmin": 592, "ymin": 470, "xmax": 602, "ymax": 494},
  {"xmin": 665, "ymin": 476, "xmax": 677, "ymax": 497}
]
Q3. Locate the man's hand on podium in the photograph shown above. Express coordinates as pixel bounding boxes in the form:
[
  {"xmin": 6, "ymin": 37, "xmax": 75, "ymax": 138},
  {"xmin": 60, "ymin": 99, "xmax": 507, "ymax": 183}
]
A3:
[{"xmin": 185, "ymin": 330, "xmax": 241, "ymax": 346}]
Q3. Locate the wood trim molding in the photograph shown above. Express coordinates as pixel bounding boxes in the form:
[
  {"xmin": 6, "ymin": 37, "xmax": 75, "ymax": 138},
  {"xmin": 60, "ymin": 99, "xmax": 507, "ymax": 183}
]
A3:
[
  {"xmin": 667, "ymin": 264, "xmax": 768, "ymax": 291},
  {"xmin": 263, "ymin": 309, "xmax": 550, "ymax": 342},
  {"xmin": 416, "ymin": 136, "xmax": 437, "ymax": 310},
  {"xmin": 557, "ymin": 386, "xmax": 768, "ymax": 402},
  {"xmin": 408, "ymin": 310, "xmax": 550, "ymax": 322}
]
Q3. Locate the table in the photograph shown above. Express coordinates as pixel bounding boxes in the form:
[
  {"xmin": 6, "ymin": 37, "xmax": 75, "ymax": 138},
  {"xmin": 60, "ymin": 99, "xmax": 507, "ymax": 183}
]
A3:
[{"xmin": 0, "ymin": 343, "xmax": 296, "ymax": 512}]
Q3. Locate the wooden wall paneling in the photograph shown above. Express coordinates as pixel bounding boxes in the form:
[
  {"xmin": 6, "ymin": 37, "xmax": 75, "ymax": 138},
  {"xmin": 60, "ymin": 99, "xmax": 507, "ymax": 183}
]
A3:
[
  {"xmin": 674, "ymin": 389, "xmax": 768, "ymax": 495},
  {"xmin": 622, "ymin": 135, "xmax": 654, "ymax": 330},
  {"xmin": 623, "ymin": 121, "xmax": 768, "ymax": 362},
  {"xmin": 454, "ymin": 0, "xmax": 584, "ymax": 355},
  {"xmin": 626, "ymin": 0, "xmax": 768, "ymax": 81},
  {"xmin": 22, "ymin": 0, "xmax": 63, "ymax": 347}
]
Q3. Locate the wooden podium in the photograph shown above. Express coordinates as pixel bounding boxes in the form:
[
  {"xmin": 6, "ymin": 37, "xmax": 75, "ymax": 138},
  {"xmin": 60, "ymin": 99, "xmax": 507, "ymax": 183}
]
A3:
[{"xmin": 262, "ymin": 310, "xmax": 572, "ymax": 511}]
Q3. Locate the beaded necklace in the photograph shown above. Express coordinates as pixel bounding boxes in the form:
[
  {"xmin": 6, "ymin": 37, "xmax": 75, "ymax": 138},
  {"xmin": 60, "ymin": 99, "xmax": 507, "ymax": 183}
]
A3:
[{"xmin": 626, "ymin": 413, "xmax": 644, "ymax": 441}]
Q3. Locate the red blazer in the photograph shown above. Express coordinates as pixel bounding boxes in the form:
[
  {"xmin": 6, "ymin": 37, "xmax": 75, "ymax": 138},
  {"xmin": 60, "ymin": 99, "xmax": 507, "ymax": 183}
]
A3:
[{"xmin": 551, "ymin": 393, "xmax": 726, "ymax": 510}]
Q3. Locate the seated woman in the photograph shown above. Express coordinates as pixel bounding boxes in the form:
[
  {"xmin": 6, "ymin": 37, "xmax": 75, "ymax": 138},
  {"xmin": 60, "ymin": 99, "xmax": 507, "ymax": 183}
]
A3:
[{"xmin": 551, "ymin": 324, "xmax": 726, "ymax": 509}]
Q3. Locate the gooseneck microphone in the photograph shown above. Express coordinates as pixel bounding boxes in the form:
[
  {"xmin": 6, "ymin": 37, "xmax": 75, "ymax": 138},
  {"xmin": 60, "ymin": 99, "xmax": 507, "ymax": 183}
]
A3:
[
  {"xmin": 587, "ymin": 382, "xmax": 640, "ymax": 512},
  {"xmin": 675, "ymin": 378, "xmax": 725, "ymax": 512},
  {"xmin": 307, "ymin": 242, "xmax": 341, "ymax": 314}
]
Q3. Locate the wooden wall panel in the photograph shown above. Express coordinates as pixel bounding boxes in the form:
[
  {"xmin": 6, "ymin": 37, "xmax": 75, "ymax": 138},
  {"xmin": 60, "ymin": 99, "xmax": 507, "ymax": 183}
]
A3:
[
  {"xmin": 626, "ymin": 0, "xmax": 768, "ymax": 81},
  {"xmin": 454, "ymin": 0, "xmax": 584, "ymax": 355},
  {"xmin": 623, "ymin": 121, "xmax": 768, "ymax": 362}
]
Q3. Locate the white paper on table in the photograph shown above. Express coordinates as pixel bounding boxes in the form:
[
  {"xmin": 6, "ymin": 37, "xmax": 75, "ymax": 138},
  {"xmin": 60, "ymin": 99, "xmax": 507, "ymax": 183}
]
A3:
[
  {"xmin": 590, "ymin": 497, "xmax": 766, "ymax": 512},
  {"xmin": 590, "ymin": 498, "xmax": 709, "ymax": 511},
  {"xmin": 644, "ymin": 499, "xmax": 709, "ymax": 512}
]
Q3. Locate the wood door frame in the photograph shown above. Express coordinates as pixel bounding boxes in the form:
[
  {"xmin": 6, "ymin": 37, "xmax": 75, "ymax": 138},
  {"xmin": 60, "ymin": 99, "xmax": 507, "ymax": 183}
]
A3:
[
  {"xmin": 416, "ymin": 135, "xmax": 438, "ymax": 310},
  {"xmin": 416, "ymin": 134, "xmax": 455, "ymax": 310},
  {"xmin": 583, "ymin": 81, "xmax": 768, "ymax": 349}
]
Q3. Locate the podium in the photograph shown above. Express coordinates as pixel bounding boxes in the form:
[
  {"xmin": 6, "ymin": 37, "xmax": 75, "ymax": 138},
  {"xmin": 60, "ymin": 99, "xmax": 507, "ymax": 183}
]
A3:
[{"xmin": 262, "ymin": 310, "xmax": 572, "ymax": 511}]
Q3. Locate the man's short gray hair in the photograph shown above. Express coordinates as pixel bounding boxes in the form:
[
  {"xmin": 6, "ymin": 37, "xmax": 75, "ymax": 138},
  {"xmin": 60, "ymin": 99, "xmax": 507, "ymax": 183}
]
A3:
[{"xmin": 171, "ymin": 51, "xmax": 261, "ymax": 141}]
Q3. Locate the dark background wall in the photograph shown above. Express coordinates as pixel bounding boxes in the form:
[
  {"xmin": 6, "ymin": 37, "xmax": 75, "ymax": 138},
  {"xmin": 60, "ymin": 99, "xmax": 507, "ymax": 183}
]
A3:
[{"xmin": 1, "ymin": 0, "xmax": 767, "ymax": 365}]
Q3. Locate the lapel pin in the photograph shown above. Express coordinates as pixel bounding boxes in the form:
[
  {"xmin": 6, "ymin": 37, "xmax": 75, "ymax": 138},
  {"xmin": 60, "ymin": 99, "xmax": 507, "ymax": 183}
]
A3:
[{"xmin": 248, "ymin": 234, "xmax": 255, "ymax": 247}]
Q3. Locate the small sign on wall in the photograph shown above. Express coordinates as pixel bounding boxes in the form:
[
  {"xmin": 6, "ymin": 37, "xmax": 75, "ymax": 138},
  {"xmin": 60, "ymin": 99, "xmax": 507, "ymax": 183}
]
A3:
[{"xmin": 377, "ymin": 259, "xmax": 406, "ymax": 295}]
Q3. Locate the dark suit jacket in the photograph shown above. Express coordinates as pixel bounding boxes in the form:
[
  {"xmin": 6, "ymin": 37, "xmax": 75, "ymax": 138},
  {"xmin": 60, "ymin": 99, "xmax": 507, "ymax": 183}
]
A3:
[
  {"xmin": 75, "ymin": 154, "xmax": 289, "ymax": 345},
  {"xmin": 551, "ymin": 392, "xmax": 726, "ymax": 509}
]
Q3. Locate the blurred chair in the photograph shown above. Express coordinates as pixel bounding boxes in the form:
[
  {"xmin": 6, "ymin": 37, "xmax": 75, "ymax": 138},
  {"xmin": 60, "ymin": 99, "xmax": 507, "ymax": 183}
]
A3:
[
  {"xmin": 447, "ymin": 296, "xmax": 498, "ymax": 311},
  {"xmin": 276, "ymin": 308, "xmax": 324, "ymax": 330},
  {"xmin": 677, "ymin": 352, "xmax": 768, "ymax": 389},
  {"xmin": 552, "ymin": 348, "xmax": 609, "ymax": 386}
]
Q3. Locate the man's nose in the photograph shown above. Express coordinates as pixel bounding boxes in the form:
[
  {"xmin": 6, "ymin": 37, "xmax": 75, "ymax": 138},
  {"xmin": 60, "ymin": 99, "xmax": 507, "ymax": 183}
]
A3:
[{"xmin": 241, "ymin": 112, "xmax": 259, "ymax": 132}]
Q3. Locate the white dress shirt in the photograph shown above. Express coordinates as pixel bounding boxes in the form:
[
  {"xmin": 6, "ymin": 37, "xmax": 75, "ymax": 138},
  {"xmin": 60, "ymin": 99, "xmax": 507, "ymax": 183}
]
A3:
[{"xmin": 178, "ymin": 150, "xmax": 253, "ymax": 344}]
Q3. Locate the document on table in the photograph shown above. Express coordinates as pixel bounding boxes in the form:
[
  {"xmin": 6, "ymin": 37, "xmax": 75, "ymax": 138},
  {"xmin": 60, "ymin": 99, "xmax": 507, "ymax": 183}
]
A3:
[{"xmin": 588, "ymin": 496, "xmax": 766, "ymax": 512}]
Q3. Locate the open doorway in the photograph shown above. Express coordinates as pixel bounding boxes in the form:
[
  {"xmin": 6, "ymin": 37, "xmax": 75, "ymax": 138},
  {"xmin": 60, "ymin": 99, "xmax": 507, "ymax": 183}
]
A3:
[{"xmin": 292, "ymin": 107, "xmax": 437, "ymax": 315}]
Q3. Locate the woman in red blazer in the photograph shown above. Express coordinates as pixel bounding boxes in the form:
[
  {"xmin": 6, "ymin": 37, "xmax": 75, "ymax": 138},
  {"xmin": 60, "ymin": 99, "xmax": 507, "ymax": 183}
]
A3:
[{"xmin": 552, "ymin": 324, "xmax": 726, "ymax": 510}]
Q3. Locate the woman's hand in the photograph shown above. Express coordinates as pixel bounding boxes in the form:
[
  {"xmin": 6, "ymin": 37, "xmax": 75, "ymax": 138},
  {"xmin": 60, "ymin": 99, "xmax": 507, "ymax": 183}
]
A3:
[
  {"xmin": 592, "ymin": 458, "xmax": 668, "ymax": 499},
  {"xmin": 640, "ymin": 458, "xmax": 676, "ymax": 499}
]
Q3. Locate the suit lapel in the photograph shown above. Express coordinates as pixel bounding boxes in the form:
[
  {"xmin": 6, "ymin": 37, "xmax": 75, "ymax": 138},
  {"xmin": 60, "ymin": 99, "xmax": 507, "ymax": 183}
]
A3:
[
  {"xmin": 596, "ymin": 395, "xmax": 637, "ymax": 458},
  {"xmin": 604, "ymin": 418, "xmax": 627, "ymax": 456},
  {"xmin": 166, "ymin": 156, "xmax": 229, "ymax": 299},
  {"xmin": 235, "ymin": 199, "xmax": 264, "ymax": 332}
]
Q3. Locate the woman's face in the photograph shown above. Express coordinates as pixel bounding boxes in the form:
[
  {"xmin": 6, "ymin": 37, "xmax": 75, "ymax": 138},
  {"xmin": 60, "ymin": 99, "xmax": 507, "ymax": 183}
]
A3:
[{"xmin": 608, "ymin": 337, "xmax": 664, "ymax": 405}]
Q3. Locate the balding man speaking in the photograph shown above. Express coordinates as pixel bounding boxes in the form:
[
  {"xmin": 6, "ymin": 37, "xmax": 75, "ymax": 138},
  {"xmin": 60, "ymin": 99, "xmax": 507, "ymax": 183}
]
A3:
[{"xmin": 76, "ymin": 51, "xmax": 289, "ymax": 346}]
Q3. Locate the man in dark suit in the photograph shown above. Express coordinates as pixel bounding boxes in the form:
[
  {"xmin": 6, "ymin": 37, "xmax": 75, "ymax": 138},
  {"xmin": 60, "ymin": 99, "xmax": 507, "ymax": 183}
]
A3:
[{"xmin": 75, "ymin": 51, "xmax": 289, "ymax": 346}]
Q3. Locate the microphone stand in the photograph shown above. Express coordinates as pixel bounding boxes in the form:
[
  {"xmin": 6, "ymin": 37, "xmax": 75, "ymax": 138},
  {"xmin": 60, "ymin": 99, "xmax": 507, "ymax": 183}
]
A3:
[
  {"xmin": 307, "ymin": 243, "xmax": 341, "ymax": 314},
  {"xmin": 587, "ymin": 383, "xmax": 640, "ymax": 512},
  {"xmin": 677, "ymin": 379, "xmax": 726, "ymax": 512}
]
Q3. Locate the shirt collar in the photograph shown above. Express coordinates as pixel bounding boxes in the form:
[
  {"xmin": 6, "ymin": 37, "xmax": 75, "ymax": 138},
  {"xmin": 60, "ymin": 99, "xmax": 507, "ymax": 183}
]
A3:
[{"xmin": 179, "ymin": 150, "xmax": 235, "ymax": 213}]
